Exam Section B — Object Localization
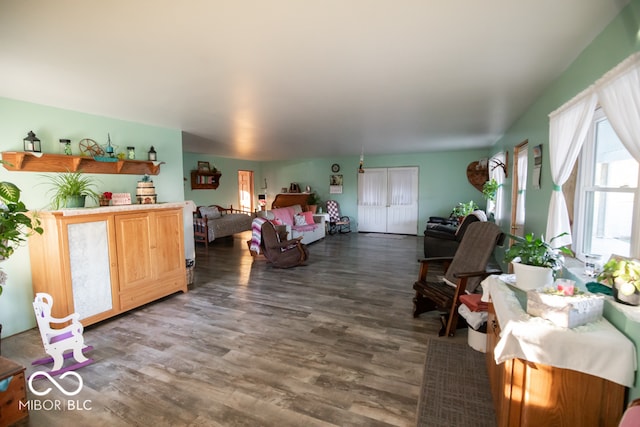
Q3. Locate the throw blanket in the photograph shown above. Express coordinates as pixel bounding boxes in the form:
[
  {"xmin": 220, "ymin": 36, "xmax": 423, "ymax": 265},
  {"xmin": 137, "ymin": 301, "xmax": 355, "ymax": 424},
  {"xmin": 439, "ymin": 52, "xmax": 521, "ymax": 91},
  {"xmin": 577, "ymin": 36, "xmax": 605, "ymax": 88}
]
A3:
[{"xmin": 250, "ymin": 217, "xmax": 268, "ymax": 254}]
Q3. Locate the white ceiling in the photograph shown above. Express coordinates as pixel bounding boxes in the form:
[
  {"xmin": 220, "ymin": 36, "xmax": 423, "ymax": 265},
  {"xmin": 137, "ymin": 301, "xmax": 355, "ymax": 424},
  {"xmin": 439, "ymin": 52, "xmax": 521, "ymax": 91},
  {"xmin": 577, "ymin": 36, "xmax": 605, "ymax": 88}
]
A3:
[{"xmin": 0, "ymin": 1, "xmax": 631, "ymax": 160}]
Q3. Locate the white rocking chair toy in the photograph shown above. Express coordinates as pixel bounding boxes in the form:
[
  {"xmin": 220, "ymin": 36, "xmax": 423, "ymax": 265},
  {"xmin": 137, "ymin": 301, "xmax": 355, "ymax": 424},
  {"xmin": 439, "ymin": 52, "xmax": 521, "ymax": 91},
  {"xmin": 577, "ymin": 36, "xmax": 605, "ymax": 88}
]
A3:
[{"xmin": 31, "ymin": 293, "xmax": 93, "ymax": 377}]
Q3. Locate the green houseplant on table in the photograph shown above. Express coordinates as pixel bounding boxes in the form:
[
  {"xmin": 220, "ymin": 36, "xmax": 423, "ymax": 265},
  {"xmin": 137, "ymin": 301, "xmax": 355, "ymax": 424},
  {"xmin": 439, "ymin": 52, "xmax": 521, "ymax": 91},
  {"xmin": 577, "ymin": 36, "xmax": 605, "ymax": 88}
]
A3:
[
  {"xmin": 597, "ymin": 256, "xmax": 640, "ymax": 306},
  {"xmin": 504, "ymin": 232, "xmax": 573, "ymax": 290},
  {"xmin": 42, "ymin": 170, "xmax": 101, "ymax": 209}
]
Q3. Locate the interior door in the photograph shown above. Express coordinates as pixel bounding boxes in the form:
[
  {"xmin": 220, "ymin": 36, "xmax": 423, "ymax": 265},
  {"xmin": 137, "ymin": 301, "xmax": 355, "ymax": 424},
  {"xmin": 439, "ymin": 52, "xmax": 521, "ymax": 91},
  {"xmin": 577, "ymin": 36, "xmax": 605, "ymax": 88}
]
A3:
[
  {"xmin": 387, "ymin": 167, "xmax": 419, "ymax": 234},
  {"xmin": 238, "ymin": 170, "xmax": 254, "ymax": 213},
  {"xmin": 510, "ymin": 141, "xmax": 528, "ymax": 240},
  {"xmin": 357, "ymin": 167, "xmax": 418, "ymax": 234},
  {"xmin": 358, "ymin": 168, "xmax": 388, "ymax": 232}
]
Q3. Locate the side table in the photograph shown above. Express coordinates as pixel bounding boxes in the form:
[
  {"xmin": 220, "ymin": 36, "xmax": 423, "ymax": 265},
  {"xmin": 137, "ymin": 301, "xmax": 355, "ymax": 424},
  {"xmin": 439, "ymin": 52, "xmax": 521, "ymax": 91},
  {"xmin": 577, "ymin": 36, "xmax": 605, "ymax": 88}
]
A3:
[{"xmin": 0, "ymin": 356, "xmax": 28, "ymax": 425}]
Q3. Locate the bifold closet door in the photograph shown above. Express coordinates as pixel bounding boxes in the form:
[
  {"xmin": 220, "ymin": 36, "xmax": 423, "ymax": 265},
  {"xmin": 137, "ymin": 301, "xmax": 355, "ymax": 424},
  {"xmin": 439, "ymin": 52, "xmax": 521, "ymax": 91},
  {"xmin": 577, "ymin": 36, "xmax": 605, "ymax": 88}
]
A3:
[{"xmin": 358, "ymin": 167, "xmax": 418, "ymax": 234}]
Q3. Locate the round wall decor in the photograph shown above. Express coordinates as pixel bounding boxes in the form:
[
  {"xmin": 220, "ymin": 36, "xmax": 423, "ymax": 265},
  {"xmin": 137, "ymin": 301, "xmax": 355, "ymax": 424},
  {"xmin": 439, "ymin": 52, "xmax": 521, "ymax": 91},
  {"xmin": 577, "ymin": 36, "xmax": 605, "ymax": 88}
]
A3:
[{"xmin": 331, "ymin": 163, "xmax": 340, "ymax": 173}]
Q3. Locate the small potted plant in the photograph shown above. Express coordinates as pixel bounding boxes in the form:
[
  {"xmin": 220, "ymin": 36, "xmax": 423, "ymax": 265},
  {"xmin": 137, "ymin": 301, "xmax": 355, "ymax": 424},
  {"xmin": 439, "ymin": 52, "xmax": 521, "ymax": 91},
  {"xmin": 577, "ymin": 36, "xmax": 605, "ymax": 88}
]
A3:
[
  {"xmin": 307, "ymin": 191, "xmax": 321, "ymax": 214},
  {"xmin": 99, "ymin": 192, "xmax": 112, "ymax": 206},
  {"xmin": 452, "ymin": 200, "xmax": 479, "ymax": 222},
  {"xmin": 597, "ymin": 256, "xmax": 640, "ymax": 306},
  {"xmin": 504, "ymin": 232, "xmax": 573, "ymax": 290},
  {"xmin": 42, "ymin": 170, "xmax": 101, "ymax": 209}
]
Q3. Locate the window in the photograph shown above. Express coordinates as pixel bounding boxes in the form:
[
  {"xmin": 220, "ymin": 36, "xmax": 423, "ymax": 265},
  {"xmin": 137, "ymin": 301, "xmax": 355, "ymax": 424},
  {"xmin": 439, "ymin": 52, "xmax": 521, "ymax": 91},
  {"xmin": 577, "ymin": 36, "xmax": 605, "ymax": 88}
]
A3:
[{"xmin": 574, "ymin": 108, "xmax": 639, "ymax": 261}]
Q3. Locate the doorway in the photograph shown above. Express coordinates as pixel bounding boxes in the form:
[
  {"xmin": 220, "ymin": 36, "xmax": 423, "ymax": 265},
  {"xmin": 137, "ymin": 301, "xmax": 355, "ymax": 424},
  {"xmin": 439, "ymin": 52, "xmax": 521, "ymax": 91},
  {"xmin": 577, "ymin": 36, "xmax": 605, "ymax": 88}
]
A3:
[
  {"xmin": 237, "ymin": 170, "xmax": 254, "ymax": 213},
  {"xmin": 510, "ymin": 140, "xmax": 528, "ymax": 241},
  {"xmin": 357, "ymin": 167, "xmax": 419, "ymax": 234}
]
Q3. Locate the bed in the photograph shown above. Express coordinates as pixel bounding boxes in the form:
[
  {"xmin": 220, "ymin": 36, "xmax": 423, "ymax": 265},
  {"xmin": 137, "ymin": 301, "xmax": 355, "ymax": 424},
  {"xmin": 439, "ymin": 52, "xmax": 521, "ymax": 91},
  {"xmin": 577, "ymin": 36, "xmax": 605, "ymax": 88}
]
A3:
[{"xmin": 193, "ymin": 205, "xmax": 255, "ymax": 248}]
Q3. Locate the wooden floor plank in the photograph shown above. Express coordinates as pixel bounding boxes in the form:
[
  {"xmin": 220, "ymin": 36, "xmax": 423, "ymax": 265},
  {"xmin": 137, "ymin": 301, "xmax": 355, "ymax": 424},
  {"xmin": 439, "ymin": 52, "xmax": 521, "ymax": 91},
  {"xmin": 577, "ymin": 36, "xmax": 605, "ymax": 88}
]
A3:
[{"xmin": 2, "ymin": 230, "xmax": 474, "ymax": 426}]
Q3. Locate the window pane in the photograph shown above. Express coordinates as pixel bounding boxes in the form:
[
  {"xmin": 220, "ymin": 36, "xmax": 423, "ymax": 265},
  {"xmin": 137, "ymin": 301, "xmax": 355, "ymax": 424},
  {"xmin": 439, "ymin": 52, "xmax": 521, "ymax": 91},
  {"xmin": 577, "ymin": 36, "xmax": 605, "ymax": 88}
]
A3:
[
  {"xmin": 594, "ymin": 119, "xmax": 638, "ymax": 188},
  {"xmin": 583, "ymin": 190, "xmax": 633, "ymax": 258}
]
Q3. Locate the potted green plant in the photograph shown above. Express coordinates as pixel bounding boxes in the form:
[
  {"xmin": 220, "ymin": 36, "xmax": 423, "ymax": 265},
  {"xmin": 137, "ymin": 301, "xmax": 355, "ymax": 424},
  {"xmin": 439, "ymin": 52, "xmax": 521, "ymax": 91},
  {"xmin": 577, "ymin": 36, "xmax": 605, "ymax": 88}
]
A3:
[
  {"xmin": 597, "ymin": 256, "xmax": 640, "ymax": 306},
  {"xmin": 452, "ymin": 200, "xmax": 479, "ymax": 222},
  {"xmin": 0, "ymin": 170, "xmax": 44, "ymax": 353},
  {"xmin": 307, "ymin": 191, "xmax": 321, "ymax": 214},
  {"xmin": 42, "ymin": 170, "xmax": 100, "ymax": 209},
  {"xmin": 504, "ymin": 232, "xmax": 573, "ymax": 290},
  {"xmin": 482, "ymin": 178, "xmax": 499, "ymax": 201}
]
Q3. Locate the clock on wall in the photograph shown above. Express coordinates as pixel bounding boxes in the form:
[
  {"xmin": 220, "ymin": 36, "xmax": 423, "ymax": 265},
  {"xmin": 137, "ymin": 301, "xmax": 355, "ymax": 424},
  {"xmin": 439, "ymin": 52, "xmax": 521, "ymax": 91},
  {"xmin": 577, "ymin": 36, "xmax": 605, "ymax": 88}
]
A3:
[{"xmin": 331, "ymin": 163, "xmax": 340, "ymax": 173}]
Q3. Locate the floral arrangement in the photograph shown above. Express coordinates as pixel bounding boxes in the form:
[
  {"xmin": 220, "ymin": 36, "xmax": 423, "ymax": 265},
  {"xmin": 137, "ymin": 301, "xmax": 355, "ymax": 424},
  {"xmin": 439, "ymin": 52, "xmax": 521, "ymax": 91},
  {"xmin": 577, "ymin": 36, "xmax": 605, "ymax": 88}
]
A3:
[{"xmin": 99, "ymin": 191, "xmax": 113, "ymax": 206}]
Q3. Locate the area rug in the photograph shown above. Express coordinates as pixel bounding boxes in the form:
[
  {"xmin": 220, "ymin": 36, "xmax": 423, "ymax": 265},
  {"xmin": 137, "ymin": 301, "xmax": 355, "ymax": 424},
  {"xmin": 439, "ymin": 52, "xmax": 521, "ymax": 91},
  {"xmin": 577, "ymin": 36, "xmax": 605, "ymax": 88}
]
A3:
[{"xmin": 416, "ymin": 338, "xmax": 496, "ymax": 427}]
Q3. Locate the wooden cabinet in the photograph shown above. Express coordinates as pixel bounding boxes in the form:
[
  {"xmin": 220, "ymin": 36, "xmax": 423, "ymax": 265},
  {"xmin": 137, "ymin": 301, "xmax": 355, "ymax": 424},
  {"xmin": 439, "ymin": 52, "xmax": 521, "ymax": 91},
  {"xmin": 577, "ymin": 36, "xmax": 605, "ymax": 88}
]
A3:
[
  {"xmin": 0, "ymin": 357, "xmax": 28, "ymax": 426},
  {"xmin": 191, "ymin": 170, "xmax": 221, "ymax": 189},
  {"xmin": 28, "ymin": 205, "xmax": 187, "ymax": 326},
  {"xmin": 115, "ymin": 209, "xmax": 186, "ymax": 310},
  {"xmin": 486, "ymin": 303, "xmax": 625, "ymax": 427}
]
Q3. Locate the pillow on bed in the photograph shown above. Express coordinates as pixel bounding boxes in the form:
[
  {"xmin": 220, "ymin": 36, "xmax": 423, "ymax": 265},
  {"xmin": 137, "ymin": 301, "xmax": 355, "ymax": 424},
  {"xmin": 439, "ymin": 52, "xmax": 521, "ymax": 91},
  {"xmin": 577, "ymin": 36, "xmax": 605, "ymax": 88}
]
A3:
[
  {"xmin": 200, "ymin": 206, "xmax": 221, "ymax": 219},
  {"xmin": 294, "ymin": 213, "xmax": 307, "ymax": 226}
]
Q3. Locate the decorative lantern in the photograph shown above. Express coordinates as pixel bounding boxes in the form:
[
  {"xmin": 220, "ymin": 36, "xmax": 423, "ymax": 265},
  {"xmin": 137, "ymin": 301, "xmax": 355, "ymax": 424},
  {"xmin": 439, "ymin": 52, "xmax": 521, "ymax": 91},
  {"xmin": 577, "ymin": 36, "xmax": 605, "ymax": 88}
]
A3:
[
  {"xmin": 23, "ymin": 131, "xmax": 41, "ymax": 153},
  {"xmin": 148, "ymin": 146, "xmax": 157, "ymax": 161}
]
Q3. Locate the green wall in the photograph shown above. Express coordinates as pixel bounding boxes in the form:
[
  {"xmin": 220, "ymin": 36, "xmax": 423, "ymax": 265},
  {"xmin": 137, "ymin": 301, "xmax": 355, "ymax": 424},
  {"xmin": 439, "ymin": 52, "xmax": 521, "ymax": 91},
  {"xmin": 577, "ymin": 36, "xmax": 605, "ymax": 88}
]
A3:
[
  {"xmin": 187, "ymin": 149, "xmax": 492, "ymax": 231},
  {"xmin": 490, "ymin": 0, "xmax": 640, "ymax": 401},
  {"xmin": 491, "ymin": 0, "xmax": 640, "ymax": 238},
  {"xmin": 0, "ymin": 97, "xmax": 184, "ymax": 337}
]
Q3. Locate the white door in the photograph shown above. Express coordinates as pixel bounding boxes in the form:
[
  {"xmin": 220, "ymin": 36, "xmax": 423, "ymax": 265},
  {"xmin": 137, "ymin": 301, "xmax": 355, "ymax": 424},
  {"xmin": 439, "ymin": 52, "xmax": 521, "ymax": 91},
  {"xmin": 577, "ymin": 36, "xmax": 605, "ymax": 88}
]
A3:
[
  {"xmin": 358, "ymin": 167, "xmax": 418, "ymax": 234},
  {"xmin": 358, "ymin": 168, "xmax": 388, "ymax": 232},
  {"xmin": 387, "ymin": 167, "xmax": 419, "ymax": 234}
]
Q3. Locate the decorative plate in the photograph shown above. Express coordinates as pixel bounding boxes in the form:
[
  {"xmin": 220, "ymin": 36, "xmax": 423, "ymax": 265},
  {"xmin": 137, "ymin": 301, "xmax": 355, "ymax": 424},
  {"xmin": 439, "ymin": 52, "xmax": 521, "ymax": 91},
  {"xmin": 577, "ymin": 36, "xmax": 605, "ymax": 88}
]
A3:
[{"xmin": 331, "ymin": 163, "xmax": 340, "ymax": 173}]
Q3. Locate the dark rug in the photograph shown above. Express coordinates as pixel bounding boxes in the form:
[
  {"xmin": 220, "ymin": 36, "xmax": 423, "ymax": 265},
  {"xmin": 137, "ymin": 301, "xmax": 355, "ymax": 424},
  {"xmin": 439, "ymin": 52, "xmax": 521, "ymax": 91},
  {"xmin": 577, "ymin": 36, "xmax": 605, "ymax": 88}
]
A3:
[{"xmin": 416, "ymin": 338, "xmax": 496, "ymax": 427}]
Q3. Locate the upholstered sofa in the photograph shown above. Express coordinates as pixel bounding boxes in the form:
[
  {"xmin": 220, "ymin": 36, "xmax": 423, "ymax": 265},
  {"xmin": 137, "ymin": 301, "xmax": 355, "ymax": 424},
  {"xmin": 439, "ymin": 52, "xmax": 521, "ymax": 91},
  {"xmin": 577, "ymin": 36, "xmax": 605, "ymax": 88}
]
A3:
[{"xmin": 260, "ymin": 204, "xmax": 326, "ymax": 244}]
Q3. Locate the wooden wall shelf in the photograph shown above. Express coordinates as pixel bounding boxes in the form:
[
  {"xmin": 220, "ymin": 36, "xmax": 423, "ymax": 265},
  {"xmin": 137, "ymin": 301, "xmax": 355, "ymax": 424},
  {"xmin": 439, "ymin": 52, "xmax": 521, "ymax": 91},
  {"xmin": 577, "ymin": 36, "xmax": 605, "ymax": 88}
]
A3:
[
  {"xmin": 1, "ymin": 151, "xmax": 164, "ymax": 175},
  {"xmin": 191, "ymin": 170, "xmax": 221, "ymax": 189}
]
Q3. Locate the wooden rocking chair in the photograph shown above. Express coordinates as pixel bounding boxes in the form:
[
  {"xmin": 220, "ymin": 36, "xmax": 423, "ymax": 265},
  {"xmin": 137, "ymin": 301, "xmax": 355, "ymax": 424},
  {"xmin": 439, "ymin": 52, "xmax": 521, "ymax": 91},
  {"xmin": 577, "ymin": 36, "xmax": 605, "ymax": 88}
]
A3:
[
  {"xmin": 32, "ymin": 293, "xmax": 93, "ymax": 376},
  {"xmin": 413, "ymin": 222, "xmax": 504, "ymax": 337}
]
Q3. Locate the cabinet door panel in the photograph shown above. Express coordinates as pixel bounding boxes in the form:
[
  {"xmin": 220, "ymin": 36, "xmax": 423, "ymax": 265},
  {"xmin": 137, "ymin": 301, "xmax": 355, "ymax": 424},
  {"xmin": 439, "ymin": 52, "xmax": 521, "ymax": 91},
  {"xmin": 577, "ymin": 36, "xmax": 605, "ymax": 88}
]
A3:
[
  {"xmin": 67, "ymin": 220, "xmax": 114, "ymax": 319},
  {"xmin": 153, "ymin": 209, "xmax": 184, "ymax": 277},
  {"xmin": 115, "ymin": 213, "xmax": 153, "ymax": 289}
]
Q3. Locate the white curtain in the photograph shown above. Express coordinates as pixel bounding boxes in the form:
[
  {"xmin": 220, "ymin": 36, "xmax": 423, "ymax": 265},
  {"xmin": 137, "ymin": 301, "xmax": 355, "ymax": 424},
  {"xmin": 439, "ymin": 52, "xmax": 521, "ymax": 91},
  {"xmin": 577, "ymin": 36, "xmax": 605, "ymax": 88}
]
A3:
[
  {"xmin": 545, "ymin": 91, "xmax": 598, "ymax": 247},
  {"xmin": 489, "ymin": 152, "xmax": 506, "ymax": 223},
  {"xmin": 388, "ymin": 169, "xmax": 414, "ymax": 205},
  {"xmin": 358, "ymin": 169, "xmax": 386, "ymax": 206},
  {"xmin": 595, "ymin": 52, "xmax": 640, "ymax": 163}
]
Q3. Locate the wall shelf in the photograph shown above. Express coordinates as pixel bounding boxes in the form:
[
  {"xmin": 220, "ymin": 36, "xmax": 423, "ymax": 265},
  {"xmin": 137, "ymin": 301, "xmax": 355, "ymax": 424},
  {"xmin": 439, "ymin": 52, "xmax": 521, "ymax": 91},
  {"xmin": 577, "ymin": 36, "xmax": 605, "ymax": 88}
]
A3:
[
  {"xmin": 191, "ymin": 170, "xmax": 221, "ymax": 189},
  {"xmin": 0, "ymin": 151, "xmax": 164, "ymax": 175}
]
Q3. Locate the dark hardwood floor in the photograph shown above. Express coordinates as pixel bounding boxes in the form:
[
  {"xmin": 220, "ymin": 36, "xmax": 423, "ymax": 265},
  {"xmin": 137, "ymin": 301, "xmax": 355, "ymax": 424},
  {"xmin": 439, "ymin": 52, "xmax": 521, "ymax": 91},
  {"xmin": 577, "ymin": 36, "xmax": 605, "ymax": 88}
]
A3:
[{"xmin": 3, "ymin": 230, "xmax": 469, "ymax": 426}]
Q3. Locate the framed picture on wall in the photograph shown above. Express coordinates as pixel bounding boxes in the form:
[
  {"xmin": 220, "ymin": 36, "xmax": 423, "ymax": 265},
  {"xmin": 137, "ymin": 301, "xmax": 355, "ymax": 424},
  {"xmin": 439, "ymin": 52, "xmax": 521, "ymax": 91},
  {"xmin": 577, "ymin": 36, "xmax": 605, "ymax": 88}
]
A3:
[{"xmin": 197, "ymin": 161, "xmax": 211, "ymax": 172}]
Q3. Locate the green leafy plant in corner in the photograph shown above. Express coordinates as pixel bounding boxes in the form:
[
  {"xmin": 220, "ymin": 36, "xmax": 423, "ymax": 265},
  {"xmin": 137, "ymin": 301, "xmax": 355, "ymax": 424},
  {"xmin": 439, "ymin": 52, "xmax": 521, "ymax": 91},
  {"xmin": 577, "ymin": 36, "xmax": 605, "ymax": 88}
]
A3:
[
  {"xmin": 504, "ymin": 232, "xmax": 573, "ymax": 271},
  {"xmin": 0, "ymin": 163, "xmax": 44, "ymax": 295},
  {"xmin": 482, "ymin": 178, "xmax": 499, "ymax": 201},
  {"xmin": 452, "ymin": 200, "xmax": 479, "ymax": 218},
  {"xmin": 597, "ymin": 257, "xmax": 640, "ymax": 296},
  {"xmin": 307, "ymin": 191, "xmax": 321, "ymax": 206},
  {"xmin": 42, "ymin": 170, "xmax": 101, "ymax": 209}
]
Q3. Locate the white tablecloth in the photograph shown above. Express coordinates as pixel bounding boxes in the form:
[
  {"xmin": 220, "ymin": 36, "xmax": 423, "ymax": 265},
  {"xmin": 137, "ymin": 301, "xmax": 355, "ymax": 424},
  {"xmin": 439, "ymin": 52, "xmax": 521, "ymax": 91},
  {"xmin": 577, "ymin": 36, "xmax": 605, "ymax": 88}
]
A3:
[{"xmin": 482, "ymin": 275, "xmax": 637, "ymax": 388}]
